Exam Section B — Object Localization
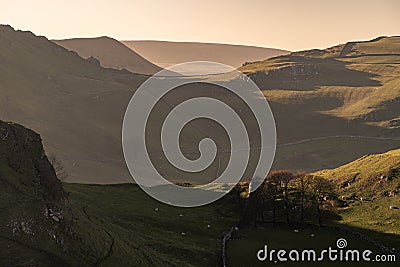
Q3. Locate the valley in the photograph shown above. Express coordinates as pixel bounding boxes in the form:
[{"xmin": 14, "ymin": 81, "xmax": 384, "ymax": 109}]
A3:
[{"xmin": 0, "ymin": 20, "xmax": 399, "ymax": 266}]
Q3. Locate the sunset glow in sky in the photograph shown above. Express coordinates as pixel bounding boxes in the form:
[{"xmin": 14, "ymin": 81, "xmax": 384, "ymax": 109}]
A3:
[{"xmin": 2, "ymin": 0, "xmax": 399, "ymax": 51}]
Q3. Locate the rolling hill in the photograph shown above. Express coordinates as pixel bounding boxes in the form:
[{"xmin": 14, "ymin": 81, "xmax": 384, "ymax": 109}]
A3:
[
  {"xmin": 0, "ymin": 25, "xmax": 239, "ymax": 184},
  {"xmin": 316, "ymin": 149, "xmax": 400, "ymax": 251},
  {"xmin": 0, "ymin": 25, "xmax": 147, "ymax": 183},
  {"xmin": 1, "ymin": 24, "xmax": 399, "ymax": 185},
  {"xmin": 2, "ymin": 120, "xmax": 399, "ymax": 266},
  {"xmin": 227, "ymin": 148, "xmax": 400, "ymax": 266},
  {"xmin": 0, "ymin": 120, "xmax": 241, "ymax": 266},
  {"xmin": 238, "ymin": 36, "xmax": 400, "ymax": 172},
  {"xmin": 121, "ymin": 40, "xmax": 290, "ymax": 69},
  {"xmin": 240, "ymin": 36, "xmax": 400, "ymax": 127},
  {"xmin": 54, "ymin": 37, "xmax": 163, "ymax": 75}
]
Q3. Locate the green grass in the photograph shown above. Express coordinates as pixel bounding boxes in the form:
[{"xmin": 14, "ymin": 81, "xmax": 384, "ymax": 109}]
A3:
[
  {"xmin": 239, "ymin": 36, "xmax": 400, "ymax": 126},
  {"xmin": 228, "ymin": 148, "xmax": 400, "ymax": 267},
  {"xmin": 63, "ymin": 183, "xmax": 241, "ymax": 266},
  {"xmin": 227, "ymin": 224, "xmax": 398, "ymax": 267},
  {"xmin": 314, "ymin": 149, "xmax": 400, "ymax": 249}
]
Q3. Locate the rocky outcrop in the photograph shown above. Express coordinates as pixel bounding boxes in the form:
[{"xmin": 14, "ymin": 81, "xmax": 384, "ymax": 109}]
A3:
[
  {"xmin": 0, "ymin": 121, "xmax": 114, "ymax": 266},
  {"xmin": 0, "ymin": 121, "xmax": 67, "ymax": 202},
  {"xmin": 86, "ymin": 55, "xmax": 101, "ymax": 66},
  {"xmin": 0, "ymin": 121, "xmax": 71, "ymax": 266}
]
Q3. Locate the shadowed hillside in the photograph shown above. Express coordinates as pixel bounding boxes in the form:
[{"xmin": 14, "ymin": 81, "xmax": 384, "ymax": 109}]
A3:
[
  {"xmin": 1, "ymin": 25, "xmax": 399, "ymax": 184},
  {"xmin": 0, "ymin": 120, "xmax": 111, "ymax": 266},
  {"xmin": 54, "ymin": 37, "xmax": 163, "ymax": 75},
  {"xmin": 240, "ymin": 36, "xmax": 400, "ymax": 125},
  {"xmin": 0, "ymin": 120, "xmax": 242, "ymax": 266},
  {"xmin": 237, "ymin": 36, "xmax": 400, "ymax": 173},
  {"xmin": 0, "ymin": 25, "xmax": 147, "ymax": 183}
]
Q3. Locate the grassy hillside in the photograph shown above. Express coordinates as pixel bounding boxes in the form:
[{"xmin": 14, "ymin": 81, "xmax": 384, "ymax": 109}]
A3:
[
  {"xmin": 54, "ymin": 37, "xmax": 163, "ymax": 75},
  {"xmin": 0, "ymin": 120, "xmax": 241, "ymax": 266},
  {"xmin": 316, "ymin": 149, "xmax": 400, "ymax": 244},
  {"xmin": 122, "ymin": 40, "xmax": 290, "ymax": 69},
  {"xmin": 0, "ymin": 25, "xmax": 149, "ymax": 183},
  {"xmin": 240, "ymin": 36, "xmax": 400, "ymax": 127},
  {"xmin": 64, "ymin": 183, "xmax": 240, "ymax": 266},
  {"xmin": 235, "ymin": 36, "xmax": 400, "ymax": 173},
  {"xmin": 1, "ymin": 25, "xmax": 399, "ymax": 185},
  {"xmin": 1, "ymin": 119, "xmax": 398, "ymax": 266},
  {"xmin": 227, "ymin": 149, "xmax": 400, "ymax": 266}
]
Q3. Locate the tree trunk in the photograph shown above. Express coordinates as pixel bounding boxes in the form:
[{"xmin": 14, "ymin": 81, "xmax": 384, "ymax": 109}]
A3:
[{"xmin": 317, "ymin": 201, "xmax": 322, "ymax": 228}]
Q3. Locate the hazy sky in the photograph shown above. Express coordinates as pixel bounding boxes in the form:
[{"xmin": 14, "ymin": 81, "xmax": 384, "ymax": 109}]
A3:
[{"xmin": 2, "ymin": 0, "xmax": 399, "ymax": 51}]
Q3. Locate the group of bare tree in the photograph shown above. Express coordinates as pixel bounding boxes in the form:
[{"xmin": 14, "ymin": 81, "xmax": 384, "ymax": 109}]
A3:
[{"xmin": 237, "ymin": 170, "xmax": 337, "ymax": 228}]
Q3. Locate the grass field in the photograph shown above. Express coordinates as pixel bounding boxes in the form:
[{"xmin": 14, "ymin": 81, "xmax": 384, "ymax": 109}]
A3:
[
  {"xmin": 228, "ymin": 149, "xmax": 400, "ymax": 267},
  {"xmin": 64, "ymin": 183, "xmax": 241, "ymax": 266},
  {"xmin": 227, "ymin": 224, "xmax": 398, "ymax": 267}
]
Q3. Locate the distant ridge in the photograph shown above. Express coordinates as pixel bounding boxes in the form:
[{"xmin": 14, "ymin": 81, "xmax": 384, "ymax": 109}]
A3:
[
  {"xmin": 54, "ymin": 37, "xmax": 163, "ymax": 75},
  {"xmin": 121, "ymin": 40, "xmax": 290, "ymax": 69}
]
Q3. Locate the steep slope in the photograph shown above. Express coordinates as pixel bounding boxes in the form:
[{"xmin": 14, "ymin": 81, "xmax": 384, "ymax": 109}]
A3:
[
  {"xmin": 0, "ymin": 25, "xmax": 148, "ymax": 183},
  {"xmin": 316, "ymin": 149, "xmax": 400, "ymax": 245},
  {"xmin": 0, "ymin": 120, "xmax": 111, "ymax": 266},
  {"xmin": 2, "ymin": 24, "xmax": 399, "ymax": 185},
  {"xmin": 54, "ymin": 37, "xmax": 163, "ymax": 75},
  {"xmin": 240, "ymin": 36, "xmax": 400, "ymax": 127},
  {"xmin": 0, "ymin": 121, "xmax": 239, "ymax": 266},
  {"xmin": 122, "ymin": 40, "xmax": 289, "ymax": 68},
  {"xmin": 0, "ymin": 120, "xmax": 242, "ymax": 266},
  {"xmin": 0, "ymin": 25, "xmax": 227, "ymax": 184},
  {"xmin": 236, "ymin": 36, "xmax": 400, "ymax": 172},
  {"xmin": 316, "ymin": 148, "xmax": 400, "ymax": 185}
]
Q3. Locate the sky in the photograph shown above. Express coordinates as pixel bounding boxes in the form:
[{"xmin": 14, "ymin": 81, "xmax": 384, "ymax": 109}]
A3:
[{"xmin": 2, "ymin": 0, "xmax": 399, "ymax": 51}]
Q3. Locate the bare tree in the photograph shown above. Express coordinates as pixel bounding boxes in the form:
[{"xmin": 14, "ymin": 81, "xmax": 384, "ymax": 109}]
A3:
[
  {"xmin": 269, "ymin": 170, "xmax": 295, "ymax": 224},
  {"xmin": 48, "ymin": 153, "xmax": 68, "ymax": 182},
  {"xmin": 294, "ymin": 171, "xmax": 312, "ymax": 223},
  {"xmin": 307, "ymin": 175, "xmax": 336, "ymax": 228}
]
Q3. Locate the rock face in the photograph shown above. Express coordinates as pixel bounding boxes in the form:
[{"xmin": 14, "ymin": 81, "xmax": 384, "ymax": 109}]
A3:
[
  {"xmin": 0, "ymin": 120, "xmax": 71, "ymax": 266},
  {"xmin": 0, "ymin": 120, "xmax": 115, "ymax": 266},
  {"xmin": 0, "ymin": 120, "xmax": 67, "ymax": 202}
]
